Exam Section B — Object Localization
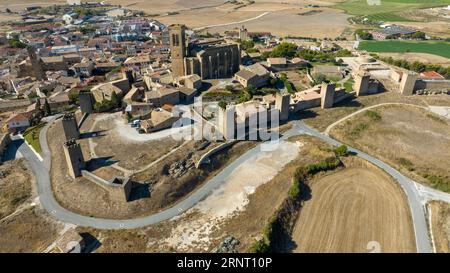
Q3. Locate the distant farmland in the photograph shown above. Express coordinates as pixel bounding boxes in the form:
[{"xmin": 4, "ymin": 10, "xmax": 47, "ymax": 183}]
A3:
[
  {"xmin": 336, "ymin": 0, "xmax": 450, "ymax": 15},
  {"xmin": 359, "ymin": 40, "xmax": 450, "ymax": 58},
  {"xmin": 335, "ymin": 0, "xmax": 450, "ymax": 22}
]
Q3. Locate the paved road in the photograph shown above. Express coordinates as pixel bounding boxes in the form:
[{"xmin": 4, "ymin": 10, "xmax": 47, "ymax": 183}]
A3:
[
  {"xmin": 14, "ymin": 129, "xmax": 293, "ymax": 230},
  {"xmin": 15, "ymin": 117, "xmax": 441, "ymax": 252}
]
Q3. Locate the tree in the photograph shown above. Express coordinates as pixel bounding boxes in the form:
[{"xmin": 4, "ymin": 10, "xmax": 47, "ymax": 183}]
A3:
[
  {"xmin": 240, "ymin": 40, "xmax": 255, "ymax": 51},
  {"xmin": 270, "ymin": 42, "xmax": 298, "ymax": 58},
  {"xmin": 314, "ymin": 73, "xmax": 327, "ymax": 84},
  {"xmin": 43, "ymin": 98, "xmax": 51, "ymax": 116},
  {"xmin": 218, "ymin": 100, "xmax": 227, "ymax": 110},
  {"xmin": 355, "ymin": 29, "xmax": 373, "ymax": 40},
  {"xmin": 410, "ymin": 61, "xmax": 426, "ymax": 73},
  {"xmin": 8, "ymin": 39, "xmax": 27, "ymax": 48},
  {"xmin": 225, "ymin": 85, "xmax": 234, "ymax": 92},
  {"xmin": 334, "ymin": 145, "xmax": 349, "ymax": 157},
  {"xmin": 68, "ymin": 91, "xmax": 79, "ymax": 105}
]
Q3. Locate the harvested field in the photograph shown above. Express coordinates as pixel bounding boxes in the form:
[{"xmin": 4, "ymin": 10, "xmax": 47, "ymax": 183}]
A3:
[
  {"xmin": 378, "ymin": 52, "xmax": 450, "ymax": 67},
  {"xmin": 194, "ymin": 7, "xmax": 350, "ymax": 39},
  {"xmin": 428, "ymin": 201, "xmax": 450, "ymax": 253},
  {"xmin": 330, "ymin": 104, "xmax": 450, "ymax": 192},
  {"xmin": 0, "ymin": 159, "xmax": 32, "ymax": 219},
  {"xmin": 0, "ymin": 207, "xmax": 61, "ymax": 253},
  {"xmin": 292, "ymin": 157, "xmax": 416, "ymax": 253}
]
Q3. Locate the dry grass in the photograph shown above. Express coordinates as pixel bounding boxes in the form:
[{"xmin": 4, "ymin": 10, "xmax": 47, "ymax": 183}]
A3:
[
  {"xmin": 49, "ymin": 114, "xmax": 256, "ymax": 219},
  {"xmin": 428, "ymin": 200, "xmax": 450, "ymax": 253},
  {"xmin": 378, "ymin": 52, "xmax": 450, "ymax": 68},
  {"xmin": 0, "ymin": 207, "xmax": 61, "ymax": 253},
  {"xmin": 74, "ymin": 135, "xmax": 336, "ymax": 253},
  {"xmin": 299, "ymin": 91, "xmax": 450, "ymax": 132},
  {"xmin": 0, "ymin": 159, "xmax": 32, "ymax": 219},
  {"xmin": 330, "ymin": 104, "xmax": 450, "ymax": 192},
  {"xmin": 292, "ymin": 157, "xmax": 416, "ymax": 253}
]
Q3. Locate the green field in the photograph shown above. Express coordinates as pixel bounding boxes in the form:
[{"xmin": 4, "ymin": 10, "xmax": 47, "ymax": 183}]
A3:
[
  {"xmin": 335, "ymin": 0, "xmax": 450, "ymax": 20},
  {"xmin": 359, "ymin": 40, "xmax": 450, "ymax": 58},
  {"xmin": 366, "ymin": 12, "xmax": 416, "ymax": 22}
]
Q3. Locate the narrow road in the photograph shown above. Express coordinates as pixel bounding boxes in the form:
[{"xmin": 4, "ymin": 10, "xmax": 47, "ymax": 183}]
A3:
[{"xmin": 15, "ymin": 116, "xmax": 443, "ymax": 252}]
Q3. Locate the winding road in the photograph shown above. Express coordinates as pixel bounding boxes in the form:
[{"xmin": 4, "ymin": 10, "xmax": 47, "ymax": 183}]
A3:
[{"xmin": 11, "ymin": 109, "xmax": 450, "ymax": 253}]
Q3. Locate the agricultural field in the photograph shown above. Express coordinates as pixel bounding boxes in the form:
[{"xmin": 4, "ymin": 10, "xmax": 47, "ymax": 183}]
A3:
[
  {"xmin": 330, "ymin": 105, "xmax": 450, "ymax": 193},
  {"xmin": 359, "ymin": 40, "xmax": 450, "ymax": 59},
  {"xmin": 292, "ymin": 157, "xmax": 416, "ymax": 253},
  {"xmin": 335, "ymin": 0, "xmax": 450, "ymax": 16},
  {"xmin": 366, "ymin": 12, "xmax": 416, "ymax": 22}
]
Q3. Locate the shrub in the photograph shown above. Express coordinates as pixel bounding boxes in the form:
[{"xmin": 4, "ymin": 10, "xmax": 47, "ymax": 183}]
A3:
[
  {"xmin": 218, "ymin": 100, "xmax": 227, "ymax": 110},
  {"xmin": 365, "ymin": 110, "xmax": 381, "ymax": 121},
  {"xmin": 248, "ymin": 239, "xmax": 270, "ymax": 253},
  {"xmin": 398, "ymin": 157, "xmax": 414, "ymax": 171},
  {"xmin": 334, "ymin": 145, "xmax": 349, "ymax": 157}
]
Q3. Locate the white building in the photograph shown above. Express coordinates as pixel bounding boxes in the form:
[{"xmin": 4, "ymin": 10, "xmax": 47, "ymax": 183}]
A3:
[
  {"xmin": 62, "ymin": 13, "xmax": 78, "ymax": 25},
  {"xmin": 67, "ymin": 0, "xmax": 81, "ymax": 5}
]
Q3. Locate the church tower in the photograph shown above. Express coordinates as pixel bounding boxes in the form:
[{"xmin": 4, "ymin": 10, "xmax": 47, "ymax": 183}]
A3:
[{"xmin": 169, "ymin": 24, "xmax": 186, "ymax": 78}]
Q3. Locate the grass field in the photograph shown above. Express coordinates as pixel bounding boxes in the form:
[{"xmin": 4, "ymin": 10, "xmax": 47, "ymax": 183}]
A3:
[
  {"xmin": 359, "ymin": 40, "xmax": 450, "ymax": 58},
  {"xmin": 23, "ymin": 122, "xmax": 46, "ymax": 154},
  {"xmin": 366, "ymin": 12, "xmax": 416, "ymax": 22}
]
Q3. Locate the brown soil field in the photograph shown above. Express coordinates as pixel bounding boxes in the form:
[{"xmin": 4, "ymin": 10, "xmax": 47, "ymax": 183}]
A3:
[
  {"xmin": 379, "ymin": 53, "xmax": 450, "ymax": 68},
  {"xmin": 0, "ymin": 159, "xmax": 32, "ymax": 219},
  {"xmin": 292, "ymin": 157, "xmax": 416, "ymax": 253},
  {"xmin": 48, "ymin": 114, "xmax": 256, "ymax": 219},
  {"xmin": 330, "ymin": 105, "xmax": 450, "ymax": 192},
  {"xmin": 299, "ymin": 91, "xmax": 450, "ymax": 132},
  {"xmin": 428, "ymin": 201, "xmax": 450, "ymax": 253},
  {"xmin": 0, "ymin": 207, "xmax": 61, "ymax": 252}
]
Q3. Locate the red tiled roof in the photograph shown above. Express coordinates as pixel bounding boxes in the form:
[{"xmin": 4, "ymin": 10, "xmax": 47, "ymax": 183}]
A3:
[{"xmin": 420, "ymin": 71, "xmax": 444, "ymax": 79}]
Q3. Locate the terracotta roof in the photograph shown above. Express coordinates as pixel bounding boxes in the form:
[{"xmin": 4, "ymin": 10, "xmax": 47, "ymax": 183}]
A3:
[
  {"xmin": 6, "ymin": 112, "xmax": 32, "ymax": 123},
  {"xmin": 419, "ymin": 71, "xmax": 445, "ymax": 79}
]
